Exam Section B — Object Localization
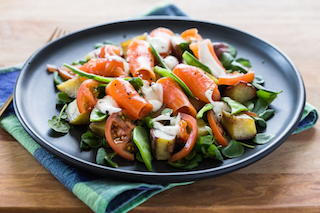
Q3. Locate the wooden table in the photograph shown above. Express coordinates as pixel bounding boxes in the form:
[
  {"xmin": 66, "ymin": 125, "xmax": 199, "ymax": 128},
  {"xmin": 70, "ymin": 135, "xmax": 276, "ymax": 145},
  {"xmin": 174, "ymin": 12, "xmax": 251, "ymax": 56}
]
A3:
[{"xmin": 1, "ymin": 0, "xmax": 319, "ymax": 212}]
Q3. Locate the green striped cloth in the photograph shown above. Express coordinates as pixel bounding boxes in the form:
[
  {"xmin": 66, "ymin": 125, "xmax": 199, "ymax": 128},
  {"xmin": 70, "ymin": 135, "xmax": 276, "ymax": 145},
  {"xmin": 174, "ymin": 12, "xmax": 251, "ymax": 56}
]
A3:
[{"xmin": 0, "ymin": 3, "xmax": 318, "ymax": 213}]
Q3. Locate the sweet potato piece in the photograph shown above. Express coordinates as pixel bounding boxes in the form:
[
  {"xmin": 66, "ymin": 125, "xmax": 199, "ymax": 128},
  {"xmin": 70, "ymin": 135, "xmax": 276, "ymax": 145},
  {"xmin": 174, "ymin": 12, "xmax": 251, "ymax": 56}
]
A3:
[
  {"xmin": 221, "ymin": 111, "xmax": 257, "ymax": 140},
  {"xmin": 223, "ymin": 81, "xmax": 256, "ymax": 103},
  {"xmin": 150, "ymin": 129, "xmax": 176, "ymax": 160}
]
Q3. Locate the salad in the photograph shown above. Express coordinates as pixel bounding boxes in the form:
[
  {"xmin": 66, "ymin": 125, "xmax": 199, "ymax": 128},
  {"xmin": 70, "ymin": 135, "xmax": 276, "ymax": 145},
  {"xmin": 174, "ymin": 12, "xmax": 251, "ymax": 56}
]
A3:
[{"xmin": 47, "ymin": 27, "xmax": 281, "ymax": 171}]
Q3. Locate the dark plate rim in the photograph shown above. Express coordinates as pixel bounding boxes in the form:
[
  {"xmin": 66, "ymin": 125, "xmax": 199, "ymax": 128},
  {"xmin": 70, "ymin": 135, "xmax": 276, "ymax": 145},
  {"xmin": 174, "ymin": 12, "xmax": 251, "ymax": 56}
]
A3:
[{"xmin": 13, "ymin": 17, "xmax": 306, "ymax": 182}]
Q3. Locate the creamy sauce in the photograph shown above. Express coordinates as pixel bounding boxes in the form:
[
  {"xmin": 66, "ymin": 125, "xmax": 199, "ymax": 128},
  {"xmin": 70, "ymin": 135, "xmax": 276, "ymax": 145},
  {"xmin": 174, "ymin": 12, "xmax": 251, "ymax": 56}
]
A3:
[
  {"xmin": 198, "ymin": 40, "xmax": 226, "ymax": 78},
  {"xmin": 85, "ymin": 48, "xmax": 101, "ymax": 61},
  {"xmin": 152, "ymin": 113, "xmax": 181, "ymax": 137},
  {"xmin": 146, "ymin": 35, "xmax": 169, "ymax": 54},
  {"xmin": 163, "ymin": 55, "xmax": 179, "ymax": 70},
  {"xmin": 141, "ymin": 80, "xmax": 163, "ymax": 112},
  {"xmin": 95, "ymin": 95, "xmax": 122, "ymax": 115},
  {"xmin": 205, "ymin": 89, "xmax": 231, "ymax": 121},
  {"xmin": 152, "ymin": 129, "xmax": 176, "ymax": 140}
]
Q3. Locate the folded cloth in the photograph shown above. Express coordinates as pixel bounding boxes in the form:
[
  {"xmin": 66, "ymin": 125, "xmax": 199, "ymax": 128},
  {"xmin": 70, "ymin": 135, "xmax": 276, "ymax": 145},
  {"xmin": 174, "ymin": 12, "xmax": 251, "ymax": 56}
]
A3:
[{"xmin": 0, "ymin": 2, "xmax": 318, "ymax": 213}]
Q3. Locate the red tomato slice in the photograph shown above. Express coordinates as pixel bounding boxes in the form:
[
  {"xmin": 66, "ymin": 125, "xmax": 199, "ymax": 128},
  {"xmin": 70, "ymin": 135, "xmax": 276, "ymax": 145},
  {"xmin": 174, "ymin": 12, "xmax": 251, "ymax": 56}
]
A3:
[
  {"xmin": 105, "ymin": 113, "xmax": 136, "ymax": 161},
  {"xmin": 76, "ymin": 79, "xmax": 100, "ymax": 114},
  {"xmin": 207, "ymin": 110, "xmax": 228, "ymax": 147},
  {"xmin": 168, "ymin": 113, "xmax": 198, "ymax": 163}
]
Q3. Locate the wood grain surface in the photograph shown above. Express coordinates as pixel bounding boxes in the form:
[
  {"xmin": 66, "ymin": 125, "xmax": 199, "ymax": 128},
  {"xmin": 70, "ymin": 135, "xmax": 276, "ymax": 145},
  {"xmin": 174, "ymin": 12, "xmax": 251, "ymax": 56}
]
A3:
[{"xmin": 1, "ymin": 0, "xmax": 319, "ymax": 212}]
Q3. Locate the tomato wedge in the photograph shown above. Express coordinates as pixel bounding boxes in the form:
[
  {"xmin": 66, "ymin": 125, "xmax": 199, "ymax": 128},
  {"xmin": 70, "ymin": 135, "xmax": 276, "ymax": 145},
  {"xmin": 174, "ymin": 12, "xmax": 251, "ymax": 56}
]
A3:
[
  {"xmin": 77, "ymin": 79, "xmax": 100, "ymax": 114},
  {"xmin": 218, "ymin": 71, "xmax": 255, "ymax": 85},
  {"xmin": 207, "ymin": 110, "xmax": 228, "ymax": 147},
  {"xmin": 105, "ymin": 113, "xmax": 136, "ymax": 161},
  {"xmin": 169, "ymin": 113, "xmax": 198, "ymax": 163}
]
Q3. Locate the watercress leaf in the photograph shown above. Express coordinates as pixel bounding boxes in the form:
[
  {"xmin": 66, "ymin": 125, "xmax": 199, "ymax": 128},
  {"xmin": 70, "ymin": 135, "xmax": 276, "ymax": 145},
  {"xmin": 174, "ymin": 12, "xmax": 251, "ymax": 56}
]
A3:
[
  {"xmin": 213, "ymin": 145, "xmax": 224, "ymax": 161},
  {"xmin": 259, "ymin": 109, "xmax": 275, "ymax": 120},
  {"xmin": 181, "ymin": 154, "xmax": 202, "ymax": 170},
  {"xmin": 230, "ymin": 61, "xmax": 248, "ymax": 73},
  {"xmin": 236, "ymin": 58, "xmax": 252, "ymax": 68},
  {"xmin": 243, "ymin": 100, "xmax": 255, "ymax": 111},
  {"xmin": 227, "ymin": 43, "xmax": 237, "ymax": 58},
  {"xmin": 253, "ymin": 133, "xmax": 275, "ymax": 144},
  {"xmin": 96, "ymin": 148, "xmax": 118, "ymax": 168},
  {"xmin": 220, "ymin": 52, "xmax": 234, "ymax": 69},
  {"xmin": 105, "ymin": 153, "xmax": 118, "ymax": 168},
  {"xmin": 90, "ymin": 107, "xmax": 107, "ymax": 122},
  {"xmin": 128, "ymin": 77, "xmax": 144, "ymax": 91},
  {"xmin": 96, "ymin": 147, "xmax": 108, "ymax": 165},
  {"xmin": 81, "ymin": 131, "xmax": 102, "ymax": 148},
  {"xmin": 252, "ymin": 98, "xmax": 269, "ymax": 115},
  {"xmin": 221, "ymin": 97, "xmax": 248, "ymax": 115},
  {"xmin": 48, "ymin": 116, "xmax": 70, "ymax": 133},
  {"xmin": 253, "ymin": 75, "xmax": 265, "ymax": 85},
  {"xmin": 80, "ymin": 140, "xmax": 91, "ymax": 151},
  {"xmin": 204, "ymin": 144, "xmax": 223, "ymax": 161},
  {"xmin": 57, "ymin": 92, "xmax": 72, "ymax": 104},
  {"xmin": 253, "ymin": 117, "xmax": 267, "ymax": 128},
  {"xmin": 185, "ymin": 150, "xmax": 196, "ymax": 160},
  {"xmin": 196, "ymin": 103, "xmax": 213, "ymax": 119},
  {"xmin": 60, "ymin": 112, "xmax": 68, "ymax": 120},
  {"xmin": 53, "ymin": 71, "xmax": 66, "ymax": 85},
  {"xmin": 256, "ymin": 90, "xmax": 279, "ymax": 105},
  {"xmin": 161, "ymin": 108, "xmax": 173, "ymax": 115},
  {"xmin": 196, "ymin": 135, "xmax": 214, "ymax": 148},
  {"xmin": 221, "ymin": 139, "xmax": 244, "ymax": 158}
]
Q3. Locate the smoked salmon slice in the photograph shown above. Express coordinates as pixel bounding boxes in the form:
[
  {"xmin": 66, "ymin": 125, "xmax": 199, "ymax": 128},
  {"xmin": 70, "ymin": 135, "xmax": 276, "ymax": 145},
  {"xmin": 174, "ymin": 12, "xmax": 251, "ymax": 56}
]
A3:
[
  {"xmin": 80, "ymin": 58, "xmax": 127, "ymax": 77},
  {"xmin": 106, "ymin": 78, "xmax": 153, "ymax": 120},
  {"xmin": 173, "ymin": 64, "xmax": 221, "ymax": 102},
  {"xmin": 157, "ymin": 77, "xmax": 197, "ymax": 118},
  {"xmin": 126, "ymin": 40, "xmax": 156, "ymax": 82}
]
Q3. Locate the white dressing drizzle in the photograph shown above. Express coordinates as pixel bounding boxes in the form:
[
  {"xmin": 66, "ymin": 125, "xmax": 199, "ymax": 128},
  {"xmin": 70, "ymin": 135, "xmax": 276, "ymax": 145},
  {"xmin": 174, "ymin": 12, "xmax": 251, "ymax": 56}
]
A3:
[
  {"xmin": 198, "ymin": 40, "xmax": 226, "ymax": 78},
  {"xmin": 163, "ymin": 55, "xmax": 179, "ymax": 70},
  {"xmin": 205, "ymin": 89, "xmax": 231, "ymax": 121},
  {"xmin": 141, "ymin": 80, "xmax": 163, "ymax": 112},
  {"xmin": 152, "ymin": 112, "xmax": 181, "ymax": 137},
  {"xmin": 152, "ymin": 129, "xmax": 176, "ymax": 140},
  {"xmin": 95, "ymin": 95, "xmax": 122, "ymax": 115},
  {"xmin": 84, "ymin": 47, "xmax": 101, "ymax": 61},
  {"xmin": 146, "ymin": 35, "xmax": 169, "ymax": 54}
]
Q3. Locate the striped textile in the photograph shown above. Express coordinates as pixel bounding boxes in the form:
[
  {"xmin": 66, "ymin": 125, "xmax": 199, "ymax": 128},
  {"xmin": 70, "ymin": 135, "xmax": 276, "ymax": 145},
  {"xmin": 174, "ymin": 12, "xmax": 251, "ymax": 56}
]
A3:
[{"xmin": 0, "ymin": 3, "xmax": 318, "ymax": 213}]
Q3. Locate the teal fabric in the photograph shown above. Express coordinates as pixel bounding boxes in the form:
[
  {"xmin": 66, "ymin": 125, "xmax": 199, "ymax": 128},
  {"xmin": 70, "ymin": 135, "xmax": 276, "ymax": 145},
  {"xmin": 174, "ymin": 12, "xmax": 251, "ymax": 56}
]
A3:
[{"xmin": 0, "ymin": 3, "xmax": 318, "ymax": 213}]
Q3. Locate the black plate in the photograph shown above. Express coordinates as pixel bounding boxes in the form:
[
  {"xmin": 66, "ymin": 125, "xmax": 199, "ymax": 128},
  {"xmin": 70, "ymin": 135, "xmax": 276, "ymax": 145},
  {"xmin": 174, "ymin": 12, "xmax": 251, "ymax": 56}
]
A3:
[{"xmin": 14, "ymin": 17, "xmax": 305, "ymax": 183}]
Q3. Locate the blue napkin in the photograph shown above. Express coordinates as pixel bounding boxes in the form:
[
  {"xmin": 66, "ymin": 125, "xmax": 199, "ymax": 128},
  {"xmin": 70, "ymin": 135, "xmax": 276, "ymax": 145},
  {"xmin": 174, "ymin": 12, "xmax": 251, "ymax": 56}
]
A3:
[{"xmin": 0, "ymin": 3, "xmax": 318, "ymax": 213}]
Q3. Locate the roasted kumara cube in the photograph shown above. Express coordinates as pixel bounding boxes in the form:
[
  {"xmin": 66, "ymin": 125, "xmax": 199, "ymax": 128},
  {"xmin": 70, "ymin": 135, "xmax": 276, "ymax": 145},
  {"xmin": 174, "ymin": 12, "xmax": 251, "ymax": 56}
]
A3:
[
  {"xmin": 223, "ymin": 81, "xmax": 256, "ymax": 103},
  {"xmin": 221, "ymin": 111, "xmax": 257, "ymax": 140},
  {"xmin": 150, "ymin": 129, "xmax": 176, "ymax": 160}
]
